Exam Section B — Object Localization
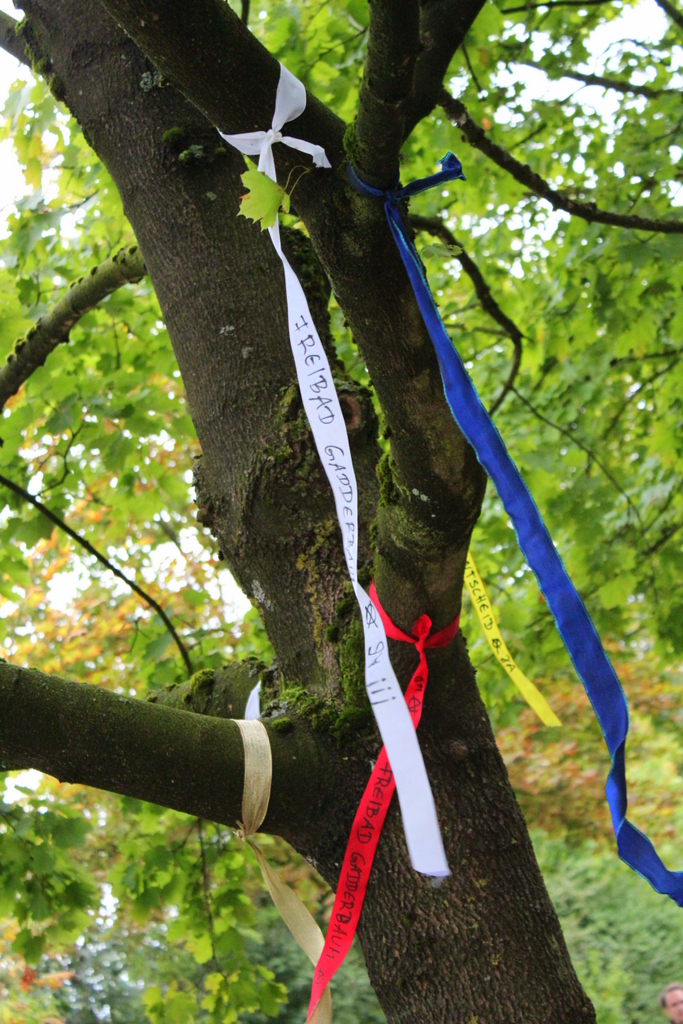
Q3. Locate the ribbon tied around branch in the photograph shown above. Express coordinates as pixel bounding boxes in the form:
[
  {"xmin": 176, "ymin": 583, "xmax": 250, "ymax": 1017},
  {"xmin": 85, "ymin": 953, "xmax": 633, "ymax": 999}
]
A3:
[
  {"xmin": 348, "ymin": 150, "xmax": 683, "ymax": 907},
  {"xmin": 220, "ymin": 64, "xmax": 451, "ymax": 883},
  {"xmin": 220, "ymin": 64, "xmax": 330, "ymax": 253}
]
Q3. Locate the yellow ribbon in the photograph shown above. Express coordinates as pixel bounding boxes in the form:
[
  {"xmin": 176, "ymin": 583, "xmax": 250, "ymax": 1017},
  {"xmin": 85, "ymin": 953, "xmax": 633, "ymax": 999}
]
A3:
[
  {"xmin": 233, "ymin": 720, "xmax": 332, "ymax": 1024},
  {"xmin": 464, "ymin": 554, "xmax": 561, "ymax": 727}
]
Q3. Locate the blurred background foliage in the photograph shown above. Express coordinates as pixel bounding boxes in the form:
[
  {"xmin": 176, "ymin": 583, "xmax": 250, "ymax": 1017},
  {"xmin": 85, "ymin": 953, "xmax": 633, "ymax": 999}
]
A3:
[{"xmin": 0, "ymin": 0, "xmax": 682, "ymax": 1018}]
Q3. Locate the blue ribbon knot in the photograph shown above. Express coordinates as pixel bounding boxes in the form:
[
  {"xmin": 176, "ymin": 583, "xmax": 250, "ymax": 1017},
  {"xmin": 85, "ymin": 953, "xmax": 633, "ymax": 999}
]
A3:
[{"xmin": 348, "ymin": 153, "xmax": 683, "ymax": 906}]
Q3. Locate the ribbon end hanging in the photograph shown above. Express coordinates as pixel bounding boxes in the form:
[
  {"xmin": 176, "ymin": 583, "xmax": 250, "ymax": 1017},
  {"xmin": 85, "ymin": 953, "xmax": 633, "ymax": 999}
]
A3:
[
  {"xmin": 307, "ymin": 986, "xmax": 333, "ymax": 1024},
  {"xmin": 244, "ymin": 680, "xmax": 261, "ymax": 720},
  {"xmin": 313, "ymin": 151, "xmax": 332, "ymax": 170}
]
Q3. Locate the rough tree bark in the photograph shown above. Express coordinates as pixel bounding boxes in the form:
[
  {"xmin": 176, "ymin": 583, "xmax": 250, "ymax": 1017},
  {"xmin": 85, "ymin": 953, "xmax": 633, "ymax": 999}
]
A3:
[{"xmin": 0, "ymin": 0, "xmax": 597, "ymax": 1020}]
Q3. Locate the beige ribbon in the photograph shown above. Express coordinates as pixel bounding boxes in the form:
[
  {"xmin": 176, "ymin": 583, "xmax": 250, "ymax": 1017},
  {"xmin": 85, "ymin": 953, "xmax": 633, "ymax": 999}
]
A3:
[{"xmin": 233, "ymin": 719, "xmax": 332, "ymax": 1024}]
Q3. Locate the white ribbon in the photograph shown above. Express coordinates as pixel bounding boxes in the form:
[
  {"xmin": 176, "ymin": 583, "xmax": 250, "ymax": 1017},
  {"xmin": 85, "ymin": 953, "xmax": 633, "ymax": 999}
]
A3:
[
  {"xmin": 219, "ymin": 65, "xmax": 448, "ymax": 877},
  {"xmin": 245, "ymin": 681, "xmax": 261, "ymax": 720}
]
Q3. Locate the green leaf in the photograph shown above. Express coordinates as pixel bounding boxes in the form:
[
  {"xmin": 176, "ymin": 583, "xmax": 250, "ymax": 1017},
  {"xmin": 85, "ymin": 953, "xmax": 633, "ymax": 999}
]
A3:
[
  {"xmin": 13, "ymin": 930, "xmax": 45, "ymax": 964},
  {"xmin": 143, "ymin": 985, "xmax": 166, "ymax": 1024},
  {"xmin": 144, "ymin": 631, "xmax": 174, "ymax": 662},
  {"xmin": 63, "ymin": 879, "xmax": 96, "ymax": 910},
  {"xmin": 238, "ymin": 168, "xmax": 290, "ymax": 230},
  {"xmin": 51, "ymin": 814, "xmax": 91, "ymax": 849},
  {"xmin": 12, "ymin": 514, "xmax": 56, "ymax": 547},
  {"xmin": 420, "ymin": 241, "xmax": 462, "ymax": 261},
  {"xmin": 165, "ymin": 989, "xmax": 196, "ymax": 1024},
  {"xmin": 598, "ymin": 574, "xmax": 636, "ymax": 610},
  {"xmin": 259, "ymin": 979, "xmax": 287, "ymax": 1017},
  {"xmin": 187, "ymin": 931, "xmax": 213, "ymax": 964}
]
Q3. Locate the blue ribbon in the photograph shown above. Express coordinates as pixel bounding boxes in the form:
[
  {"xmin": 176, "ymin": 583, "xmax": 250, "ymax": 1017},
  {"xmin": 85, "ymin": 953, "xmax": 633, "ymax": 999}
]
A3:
[{"xmin": 348, "ymin": 153, "xmax": 683, "ymax": 905}]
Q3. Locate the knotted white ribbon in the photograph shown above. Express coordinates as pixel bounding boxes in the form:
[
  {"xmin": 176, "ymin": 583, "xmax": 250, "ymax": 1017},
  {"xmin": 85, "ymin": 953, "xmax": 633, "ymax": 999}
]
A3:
[
  {"xmin": 219, "ymin": 64, "xmax": 448, "ymax": 879},
  {"xmin": 220, "ymin": 62, "xmax": 330, "ymax": 258}
]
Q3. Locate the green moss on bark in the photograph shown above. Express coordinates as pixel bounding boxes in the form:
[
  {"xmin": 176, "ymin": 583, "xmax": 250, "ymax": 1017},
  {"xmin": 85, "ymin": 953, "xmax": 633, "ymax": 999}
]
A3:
[
  {"xmin": 377, "ymin": 450, "xmax": 400, "ymax": 505},
  {"xmin": 49, "ymin": 76, "xmax": 67, "ymax": 102},
  {"xmin": 189, "ymin": 668, "xmax": 215, "ymax": 695},
  {"xmin": 276, "ymin": 684, "xmax": 336, "ymax": 733},
  {"xmin": 270, "ymin": 716, "xmax": 293, "ymax": 734},
  {"xmin": 162, "ymin": 126, "xmax": 188, "ymax": 151},
  {"xmin": 343, "ymin": 122, "xmax": 361, "ymax": 165},
  {"xmin": 339, "ymin": 615, "xmax": 365, "ymax": 706},
  {"xmin": 280, "ymin": 226, "xmax": 331, "ymax": 313}
]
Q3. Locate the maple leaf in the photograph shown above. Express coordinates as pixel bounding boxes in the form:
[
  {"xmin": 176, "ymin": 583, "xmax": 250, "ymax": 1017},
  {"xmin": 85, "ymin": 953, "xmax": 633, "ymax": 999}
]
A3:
[{"xmin": 238, "ymin": 167, "xmax": 290, "ymax": 230}]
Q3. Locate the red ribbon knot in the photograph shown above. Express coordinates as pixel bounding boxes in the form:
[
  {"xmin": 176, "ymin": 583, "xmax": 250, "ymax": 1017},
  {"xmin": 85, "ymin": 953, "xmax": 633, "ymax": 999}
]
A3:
[
  {"xmin": 307, "ymin": 582, "xmax": 460, "ymax": 1020},
  {"xmin": 370, "ymin": 579, "xmax": 461, "ymax": 650}
]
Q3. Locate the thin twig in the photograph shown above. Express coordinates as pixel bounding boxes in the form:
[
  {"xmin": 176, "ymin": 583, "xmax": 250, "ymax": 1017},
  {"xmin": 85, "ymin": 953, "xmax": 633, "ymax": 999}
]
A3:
[
  {"xmin": 170, "ymin": 819, "xmax": 199, "ymax": 855},
  {"xmin": 461, "ymin": 43, "xmax": 483, "ymax": 94},
  {"xmin": 158, "ymin": 518, "xmax": 183, "ymax": 550},
  {"xmin": 610, "ymin": 348, "xmax": 682, "ymax": 365},
  {"xmin": 509, "ymin": 121, "xmax": 548, "ymax": 152},
  {"xmin": 198, "ymin": 821, "xmax": 220, "ymax": 968},
  {"xmin": 510, "ymin": 387, "xmax": 642, "ymax": 520},
  {"xmin": 0, "ymin": 10, "xmax": 28, "ymax": 65},
  {"xmin": 440, "ymin": 92, "xmax": 683, "ymax": 234},
  {"xmin": 503, "ymin": 0, "xmax": 609, "ymax": 10},
  {"xmin": 601, "ymin": 357, "xmax": 680, "ymax": 441},
  {"xmin": 37, "ymin": 422, "xmax": 85, "ymax": 495},
  {"xmin": 638, "ymin": 486, "xmax": 677, "ymax": 541},
  {"xmin": 410, "ymin": 215, "xmax": 524, "ymax": 414},
  {"xmin": 642, "ymin": 519, "xmax": 683, "ymax": 556},
  {"xmin": 0, "ymin": 472, "xmax": 192, "ymax": 672},
  {"xmin": 241, "ymin": 0, "xmax": 249, "ymax": 24},
  {"xmin": 518, "ymin": 61, "xmax": 668, "ymax": 99},
  {"xmin": 300, "ymin": 26, "xmax": 367, "ymax": 72}
]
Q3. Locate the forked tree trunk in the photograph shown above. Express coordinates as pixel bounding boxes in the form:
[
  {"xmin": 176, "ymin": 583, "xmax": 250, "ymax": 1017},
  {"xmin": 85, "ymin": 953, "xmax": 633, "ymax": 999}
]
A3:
[{"xmin": 12, "ymin": 2, "xmax": 596, "ymax": 1020}]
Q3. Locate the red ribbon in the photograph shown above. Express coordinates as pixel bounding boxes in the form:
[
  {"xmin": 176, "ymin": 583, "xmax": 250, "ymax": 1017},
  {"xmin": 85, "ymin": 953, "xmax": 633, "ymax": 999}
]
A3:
[{"xmin": 308, "ymin": 582, "xmax": 460, "ymax": 1020}]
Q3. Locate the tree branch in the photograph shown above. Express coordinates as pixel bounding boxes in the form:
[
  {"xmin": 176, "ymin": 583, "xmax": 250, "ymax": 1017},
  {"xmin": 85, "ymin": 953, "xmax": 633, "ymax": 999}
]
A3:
[
  {"xmin": 352, "ymin": 0, "xmax": 422, "ymax": 186},
  {"xmin": 440, "ymin": 92, "xmax": 683, "ymax": 233},
  {"xmin": 502, "ymin": 0, "xmax": 609, "ymax": 11},
  {"xmin": 654, "ymin": 0, "xmax": 683, "ymax": 31},
  {"xmin": 0, "ymin": 660, "xmax": 342, "ymax": 841},
  {"xmin": 0, "ymin": 245, "xmax": 146, "ymax": 412},
  {"xmin": 352, "ymin": 0, "xmax": 490, "ymax": 185},
  {"xmin": 600, "ymin": 356, "xmax": 679, "ymax": 440},
  {"xmin": 461, "ymin": 43, "xmax": 484, "ymax": 94},
  {"xmin": 642, "ymin": 518, "xmax": 683, "ymax": 556},
  {"xmin": 92, "ymin": 0, "xmax": 345, "ymax": 171},
  {"xmin": 518, "ymin": 61, "xmax": 667, "ymax": 99},
  {"xmin": 409, "ymin": 215, "xmax": 523, "ymax": 414},
  {"xmin": 403, "ymin": 0, "xmax": 488, "ymax": 138},
  {"xmin": 0, "ymin": 471, "xmax": 193, "ymax": 673},
  {"xmin": 0, "ymin": 10, "xmax": 28, "ymax": 65},
  {"xmin": 610, "ymin": 348, "xmax": 682, "ymax": 364},
  {"xmin": 88, "ymin": 0, "xmax": 486, "ymax": 632}
]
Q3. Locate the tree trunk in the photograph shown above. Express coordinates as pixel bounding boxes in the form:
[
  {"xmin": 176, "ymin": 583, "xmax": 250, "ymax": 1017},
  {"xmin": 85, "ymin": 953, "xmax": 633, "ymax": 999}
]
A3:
[{"xmin": 12, "ymin": 2, "xmax": 596, "ymax": 1020}]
